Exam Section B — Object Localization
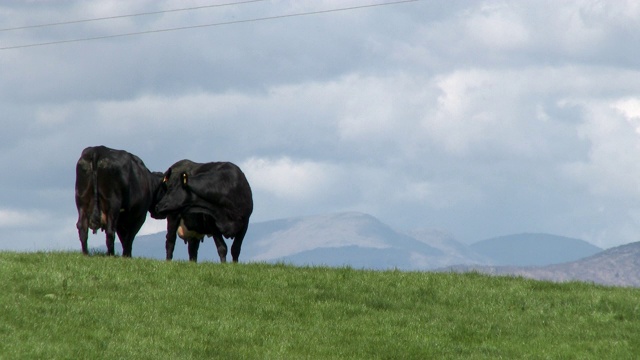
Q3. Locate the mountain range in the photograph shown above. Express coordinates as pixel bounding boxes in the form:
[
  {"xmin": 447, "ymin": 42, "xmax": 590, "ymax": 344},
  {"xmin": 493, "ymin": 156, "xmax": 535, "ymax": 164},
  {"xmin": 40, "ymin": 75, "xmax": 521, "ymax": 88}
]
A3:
[
  {"xmin": 470, "ymin": 233, "xmax": 602, "ymax": 267},
  {"xmin": 446, "ymin": 242, "xmax": 640, "ymax": 287},
  {"xmin": 128, "ymin": 212, "xmax": 449, "ymax": 270},
  {"xmin": 98, "ymin": 212, "xmax": 640, "ymax": 287}
]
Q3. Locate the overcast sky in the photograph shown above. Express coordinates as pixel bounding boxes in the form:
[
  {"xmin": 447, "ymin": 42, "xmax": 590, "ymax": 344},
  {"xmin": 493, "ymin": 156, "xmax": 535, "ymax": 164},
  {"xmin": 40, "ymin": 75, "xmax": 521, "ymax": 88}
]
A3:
[{"xmin": 2, "ymin": 0, "xmax": 640, "ymax": 251}]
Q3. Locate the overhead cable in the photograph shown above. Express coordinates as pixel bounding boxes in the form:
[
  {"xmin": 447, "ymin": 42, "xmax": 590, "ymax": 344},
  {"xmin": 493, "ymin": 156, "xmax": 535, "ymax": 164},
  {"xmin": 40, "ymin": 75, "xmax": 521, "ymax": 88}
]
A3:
[
  {"xmin": 0, "ymin": 0, "xmax": 266, "ymax": 32},
  {"xmin": 0, "ymin": 0, "xmax": 420, "ymax": 51}
]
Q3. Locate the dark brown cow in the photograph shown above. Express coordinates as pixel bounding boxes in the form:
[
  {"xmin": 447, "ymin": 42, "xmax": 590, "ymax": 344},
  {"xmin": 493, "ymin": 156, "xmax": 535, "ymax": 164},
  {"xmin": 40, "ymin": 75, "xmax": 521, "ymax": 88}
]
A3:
[
  {"xmin": 75, "ymin": 146, "xmax": 164, "ymax": 257},
  {"xmin": 155, "ymin": 159, "xmax": 253, "ymax": 263}
]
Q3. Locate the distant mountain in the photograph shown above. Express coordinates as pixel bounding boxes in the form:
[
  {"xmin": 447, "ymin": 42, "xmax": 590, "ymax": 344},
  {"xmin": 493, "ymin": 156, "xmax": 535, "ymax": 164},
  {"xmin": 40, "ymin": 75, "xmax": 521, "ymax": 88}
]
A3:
[
  {"xmin": 244, "ymin": 212, "xmax": 444, "ymax": 270},
  {"xmin": 104, "ymin": 214, "xmax": 605, "ymax": 275},
  {"xmin": 445, "ymin": 241, "xmax": 640, "ymax": 287},
  {"xmin": 408, "ymin": 229, "xmax": 491, "ymax": 266},
  {"xmin": 470, "ymin": 233, "xmax": 602, "ymax": 266},
  {"xmin": 117, "ymin": 212, "xmax": 488, "ymax": 269}
]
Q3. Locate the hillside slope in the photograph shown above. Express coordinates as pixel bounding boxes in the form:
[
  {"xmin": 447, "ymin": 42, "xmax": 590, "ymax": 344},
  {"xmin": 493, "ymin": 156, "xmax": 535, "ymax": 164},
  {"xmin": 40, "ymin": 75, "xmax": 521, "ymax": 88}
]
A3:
[
  {"xmin": 447, "ymin": 241, "xmax": 640, "ymax": 287},
  {"xmin": 471, "ymin": 233, "xmax": 602, "ymax": 266}
]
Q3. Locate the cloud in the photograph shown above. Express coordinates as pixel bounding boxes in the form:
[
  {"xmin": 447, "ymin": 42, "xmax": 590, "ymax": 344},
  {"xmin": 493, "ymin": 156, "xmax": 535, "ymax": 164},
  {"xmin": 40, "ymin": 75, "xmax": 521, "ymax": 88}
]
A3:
[
  {"xmin": 563, "ymin": 98, "xmax": 640, "ymax": 199},
  {"xmin": 138, "ymin": 215, "xmax": 167, "ymax": 237},
  {"xmin": 0, "ymin": 208, "xmax": 50, "ymax": 228},
  {"xmin": 242, "ymin": 156, "xmax": 340, "ymax": 201},
  {"xmin": 614, "ymin": 98, "xmax": 640, "ymax": 125},
  {"xmin": 3, "ymin": 0, "xmax": 640, "ymax": 251},
  {"xmin": 465, "ymin": 4, "xmax": 530, "ymax": 50},
  {"xmin": 0, "ymin": 207, "xmax": 78, "ymax": 251}
]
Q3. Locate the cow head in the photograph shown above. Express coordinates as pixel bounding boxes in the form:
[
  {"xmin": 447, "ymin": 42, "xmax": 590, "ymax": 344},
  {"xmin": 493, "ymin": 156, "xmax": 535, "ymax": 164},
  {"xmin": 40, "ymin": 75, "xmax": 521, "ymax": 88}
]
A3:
[
  {"xmin": 148, "ymin": 171, "xmax": 167, "ymax": 219},
  {"xmin": 154, "ymin": 166, "xmax": 193, "ymax": 217}
]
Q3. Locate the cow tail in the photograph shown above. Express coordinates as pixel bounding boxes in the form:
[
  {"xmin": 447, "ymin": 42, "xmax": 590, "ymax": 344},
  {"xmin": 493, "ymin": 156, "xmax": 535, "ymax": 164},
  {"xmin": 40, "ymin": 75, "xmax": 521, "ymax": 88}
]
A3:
[{"xmin": 88, "ymin": 151, "xmax": 101, "ymax": 233}]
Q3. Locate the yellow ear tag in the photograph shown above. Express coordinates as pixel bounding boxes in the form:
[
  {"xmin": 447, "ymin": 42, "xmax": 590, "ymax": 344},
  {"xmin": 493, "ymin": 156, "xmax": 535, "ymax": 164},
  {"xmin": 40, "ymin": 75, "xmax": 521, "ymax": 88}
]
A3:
[{"xmin": 182, "ymin": 173, "xmax": 188, "ymax": 185}]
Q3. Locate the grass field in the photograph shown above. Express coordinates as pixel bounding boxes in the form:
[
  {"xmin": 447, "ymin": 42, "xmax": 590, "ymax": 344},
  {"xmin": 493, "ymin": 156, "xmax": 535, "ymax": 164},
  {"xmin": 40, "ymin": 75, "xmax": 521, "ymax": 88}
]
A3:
[{"xmin": 1, "ymin": 251, "xmax": 639, "ymax": 359}]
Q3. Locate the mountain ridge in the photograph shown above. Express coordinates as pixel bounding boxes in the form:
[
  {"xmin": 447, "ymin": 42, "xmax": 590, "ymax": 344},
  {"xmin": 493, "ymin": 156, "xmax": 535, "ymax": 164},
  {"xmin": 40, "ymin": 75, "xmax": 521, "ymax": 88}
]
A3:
[
  {"xmin": 446, "ymin": 241, "xmax": 640, "ymax": 287},
  {"xmin": 112, "ymin": 212, "xmax": 618, "ymax": 277},
  {"xmin": 470, "ymin": 233, "xmax": 602, "ymax": 266}
]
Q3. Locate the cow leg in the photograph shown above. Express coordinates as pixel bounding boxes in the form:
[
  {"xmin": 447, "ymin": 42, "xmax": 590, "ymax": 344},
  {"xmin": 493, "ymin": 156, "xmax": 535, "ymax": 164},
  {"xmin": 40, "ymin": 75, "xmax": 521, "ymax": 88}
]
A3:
[
  {"xmin": 165, "ymin": 215, "xmax": 179, "ymax": 261},
  {"xmin": 230, "ymin": 221, "xmax": 249, "ymax": 263},
  {"xmin": 117, "ymin": 215, "xmax": 145, "ymax": 258},
  {"xmin": 165, "ymin": 238, "xmax": 176, "ymax": 261},
  {"xmin": 121, "ymin": 240, "xmax": 133, "ymax": 257},
  {"xmin": 105, "ymin": 229, "xmax": 116, "ymax": 256},
  {"xmin": 187, "ymin": 238, "xmax": 200, "ymax": 262},
  {"xmin": 104, "ymin": 200, "xmax": 122, "ymax": 256},
  {"xmin": 76, "ymin": 211, "xmax": 89, "ymax": 255},
  {"xmin": 118, "ymin": 230, "xmax": 133, "ymax": 258},
  {"xmin": 212, "ymin": 229, "xmax": 228, "ymax": 263},
  {"xmin": 117, "ymin": 226, "xmax": 133, "ymax": 258},
  {"xmin": 104, "ymin": 211, "xmax": 119, "ymax": 256}
]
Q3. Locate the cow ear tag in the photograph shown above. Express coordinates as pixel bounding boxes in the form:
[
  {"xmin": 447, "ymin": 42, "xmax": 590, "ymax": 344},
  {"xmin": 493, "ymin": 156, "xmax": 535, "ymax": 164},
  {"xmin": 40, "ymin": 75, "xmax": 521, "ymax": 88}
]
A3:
[{"xmin": 182, "ymin": 173, "xmax": 188, "ymax": 185}]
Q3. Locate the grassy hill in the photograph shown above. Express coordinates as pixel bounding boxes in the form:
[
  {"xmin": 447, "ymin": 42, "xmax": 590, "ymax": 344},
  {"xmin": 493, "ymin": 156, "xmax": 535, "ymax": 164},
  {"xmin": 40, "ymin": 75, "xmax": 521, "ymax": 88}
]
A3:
[{"xmin": 1, "ymin": 252, "xmax": 639, "ymax": 359}]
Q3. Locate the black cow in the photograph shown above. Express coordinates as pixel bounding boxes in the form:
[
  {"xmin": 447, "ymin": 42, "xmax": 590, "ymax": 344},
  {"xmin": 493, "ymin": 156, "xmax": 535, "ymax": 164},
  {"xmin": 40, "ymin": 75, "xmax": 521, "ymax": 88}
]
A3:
[
  {"xmin": 75, "ymin": 146, "xmax": 164, "ymax": 257},
  {"xmin": 155, "ymin": 159, "xmax": 253, "ymax": 263}
]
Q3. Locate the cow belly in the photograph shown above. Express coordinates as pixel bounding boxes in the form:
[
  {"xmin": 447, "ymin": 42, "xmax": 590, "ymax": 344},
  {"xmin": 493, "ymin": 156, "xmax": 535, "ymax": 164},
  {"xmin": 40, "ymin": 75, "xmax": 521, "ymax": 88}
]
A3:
[{"xmin": 177, "ymin": 219, "xmax": 205, "ymax": 241}]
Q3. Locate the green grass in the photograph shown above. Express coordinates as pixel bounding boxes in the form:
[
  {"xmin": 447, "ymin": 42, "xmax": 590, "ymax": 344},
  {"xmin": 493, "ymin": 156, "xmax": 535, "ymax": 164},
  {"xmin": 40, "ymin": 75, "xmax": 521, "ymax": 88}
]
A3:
[{"xmin": 1, "ymin": 251, "xmax": 639, "ymax": 359}]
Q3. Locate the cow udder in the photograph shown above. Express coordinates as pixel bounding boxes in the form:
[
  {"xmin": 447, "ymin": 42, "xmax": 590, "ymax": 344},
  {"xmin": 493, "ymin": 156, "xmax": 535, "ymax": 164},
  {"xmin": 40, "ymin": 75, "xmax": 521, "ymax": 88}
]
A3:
[{"xmin": 177, "ymin": 218, "xmax": 206, "ymax": 242}]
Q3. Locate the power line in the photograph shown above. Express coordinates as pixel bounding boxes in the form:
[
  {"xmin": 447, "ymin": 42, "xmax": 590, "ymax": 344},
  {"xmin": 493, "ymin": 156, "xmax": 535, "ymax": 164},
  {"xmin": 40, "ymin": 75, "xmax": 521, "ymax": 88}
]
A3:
[
  {"xmin": 0, "ymin": 0, "xmax": 420, "ymax": 51},
  {"xmin": 0, "ymin": 0, "xmax": 266, "ymax": 32}
]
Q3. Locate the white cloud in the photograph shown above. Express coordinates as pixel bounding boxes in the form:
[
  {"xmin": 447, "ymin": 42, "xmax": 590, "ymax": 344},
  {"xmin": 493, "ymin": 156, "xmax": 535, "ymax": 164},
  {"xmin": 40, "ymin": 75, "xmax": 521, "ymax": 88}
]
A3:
[
  {"xmin": 614, "ymin": 98, "xmax": 640, "ymax": 134},
  {"xmin": 393, "ymin": 179, "xmax": 483, "ymax": 210},
  {"xmin": 563, "ymin": 99, "xmax": 640, "ymax": 199},
  {"xmin": 336, "ymin": 74, "xmax": 426, "ymax": 144},
  {"xmin": 423, "ymin": 68, "xmax": 551, "ymax": 157},
  {"xmin": 425, "ymin": 70, "xmax": 496, "ymax": 155},
  {"xmin": 138, "ymin": 216, "xmax": 167, "ymax": 236},
  {"xmin": 0, "ymin": 209, "xmax": 78, "ymax": 252},
  {"xmin": 241, "ymin": 157, "xmax": 341, "ymax": 201},
  {"xmin": 466, "ymin": 4, "xmax": 529, "ymax": 50},
  {"xmin": 3, "ymin": 0, "xmax": 640, "ymax": 250},
  {"xmin": 0, "ymin": 208, "xmax": 49, "ymax": 228}
]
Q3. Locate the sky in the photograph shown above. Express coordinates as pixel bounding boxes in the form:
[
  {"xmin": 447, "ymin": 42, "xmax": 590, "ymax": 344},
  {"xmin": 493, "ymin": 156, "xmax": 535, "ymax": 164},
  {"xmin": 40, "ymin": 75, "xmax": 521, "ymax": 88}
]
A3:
[{"xmin": 2, "ymin": 0, "xmax": 640, "ymax": 251}]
